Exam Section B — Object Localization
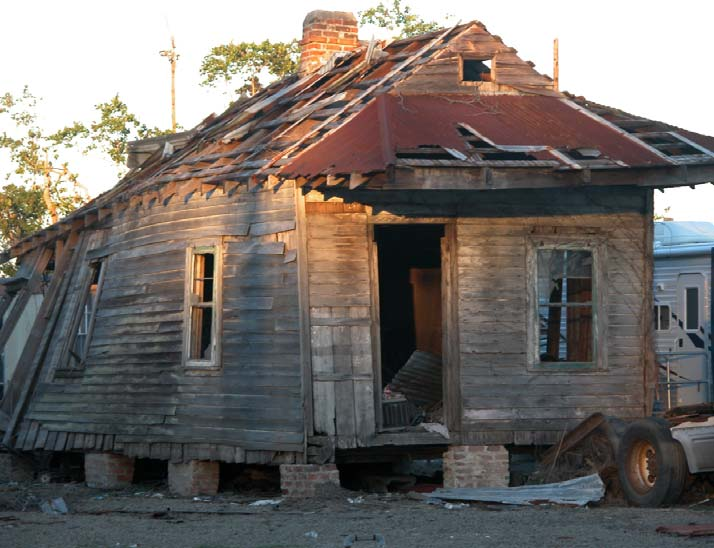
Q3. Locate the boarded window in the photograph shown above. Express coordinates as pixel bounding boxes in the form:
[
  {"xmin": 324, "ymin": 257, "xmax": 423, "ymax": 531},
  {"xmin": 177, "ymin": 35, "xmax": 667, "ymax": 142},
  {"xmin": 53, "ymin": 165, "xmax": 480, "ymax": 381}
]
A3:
[
  {"xmin": 654, "ymin": 304, "xmax": 670, "ymax": 331},
  {"xmin": 537, "ymin": 249, "xmax": 593, "ymax": 363},
  {"xmin": 68, "ymin": 261, "xmax": 104, "ymax": 367},
  {"xmin": 185, "ymin": 244, "xmax": 221, "ymax": 367},
  {"xmin": 685, "ymin": 287, "xmax": 699, "ymax": 331}
]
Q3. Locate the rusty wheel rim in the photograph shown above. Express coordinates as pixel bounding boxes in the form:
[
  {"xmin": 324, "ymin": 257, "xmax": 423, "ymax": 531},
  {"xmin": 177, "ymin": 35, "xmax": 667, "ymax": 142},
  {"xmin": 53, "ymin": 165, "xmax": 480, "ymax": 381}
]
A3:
[{"xmin": 627, "ymin": 439, "xmax": 657, "ymax": 495}]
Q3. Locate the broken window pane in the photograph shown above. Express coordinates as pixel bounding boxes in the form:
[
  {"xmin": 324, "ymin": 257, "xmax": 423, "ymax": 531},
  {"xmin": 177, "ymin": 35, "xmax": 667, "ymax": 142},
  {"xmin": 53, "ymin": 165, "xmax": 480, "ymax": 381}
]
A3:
[
  {"xmin": 70, "ymin": 262, "xmax": 103, "ymax": 367},
  {"xmin": 537, "ymin": 249, "xmax": 593, "ymax": 363},
  {"xmin": 462, "ymin": 58, "xmax": 492, "ymax": 82},
  {"xmin": 188, "ymin": 248, "xmax": 216, "ymax": 363},
  {"xmin": 190, "ymin": 306, "xmax": 213, "ymax": 360}
]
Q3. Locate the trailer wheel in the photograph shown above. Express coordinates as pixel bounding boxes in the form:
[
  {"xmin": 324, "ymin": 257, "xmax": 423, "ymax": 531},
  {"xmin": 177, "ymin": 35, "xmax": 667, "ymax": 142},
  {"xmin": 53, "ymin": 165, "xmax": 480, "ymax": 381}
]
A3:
[{"xmin": 616, "ymin": 418, "xmax": 687, "ymax": 507}]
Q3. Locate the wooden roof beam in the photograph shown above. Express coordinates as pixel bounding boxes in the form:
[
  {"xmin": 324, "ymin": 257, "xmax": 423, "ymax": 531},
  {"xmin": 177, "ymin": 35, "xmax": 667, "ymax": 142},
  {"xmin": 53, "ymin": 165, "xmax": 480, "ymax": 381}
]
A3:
[
  {"xmin": 97, "ymin": 206, "xmax": 112, "ymax": 222},
  {"xmin": 390, "ymin": 163, "xmax": 714, "ymax": 191},
  {"xmin": 83, "ymin": 210, "xmax": 98, "ymax": 227}
]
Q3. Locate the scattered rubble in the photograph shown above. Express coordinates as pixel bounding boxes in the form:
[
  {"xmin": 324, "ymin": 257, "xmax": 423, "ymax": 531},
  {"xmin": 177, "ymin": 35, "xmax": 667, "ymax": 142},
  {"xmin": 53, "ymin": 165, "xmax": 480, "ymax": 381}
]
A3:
[
  {"xmin": 248, "ymin": 498, "xmax": 282, "ymax": 507},
  {"xmin": 39, "ymin": 497, "xmax": 68, "ymax": 515}
]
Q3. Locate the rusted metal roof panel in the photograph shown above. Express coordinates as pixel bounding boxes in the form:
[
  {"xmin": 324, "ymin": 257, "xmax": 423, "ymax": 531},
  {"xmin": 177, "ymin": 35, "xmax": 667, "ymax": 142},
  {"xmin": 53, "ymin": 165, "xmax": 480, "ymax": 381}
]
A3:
[{"xmin": 282, "ymin": 94, "xmax": 668, "ymax": 177}]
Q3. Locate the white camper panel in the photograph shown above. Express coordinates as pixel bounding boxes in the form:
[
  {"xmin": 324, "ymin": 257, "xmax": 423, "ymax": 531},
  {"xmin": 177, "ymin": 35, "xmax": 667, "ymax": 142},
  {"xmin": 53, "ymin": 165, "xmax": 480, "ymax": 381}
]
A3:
[{"xmin": 654, "ymin": 222, "xmax": 714, "ymax": 408}]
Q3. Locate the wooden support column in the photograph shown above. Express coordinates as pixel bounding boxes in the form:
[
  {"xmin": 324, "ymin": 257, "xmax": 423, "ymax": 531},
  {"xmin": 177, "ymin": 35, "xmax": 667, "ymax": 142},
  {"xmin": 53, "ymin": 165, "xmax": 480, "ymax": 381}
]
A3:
[{"xmin": 294, "ymin": 186, "xmax": 312, "ymax": 463}]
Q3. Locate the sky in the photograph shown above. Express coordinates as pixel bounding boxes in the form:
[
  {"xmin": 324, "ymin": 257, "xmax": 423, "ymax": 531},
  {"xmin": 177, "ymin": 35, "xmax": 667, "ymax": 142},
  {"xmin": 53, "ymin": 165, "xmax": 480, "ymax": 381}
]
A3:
[{"xmin": 1, "ymin": 0, "xmax": 713, "ymax": 220}]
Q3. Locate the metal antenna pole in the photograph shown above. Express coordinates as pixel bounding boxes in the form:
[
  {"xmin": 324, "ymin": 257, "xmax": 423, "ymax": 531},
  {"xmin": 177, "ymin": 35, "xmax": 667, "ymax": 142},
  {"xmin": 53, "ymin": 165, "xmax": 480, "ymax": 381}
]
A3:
[{"xmin": 160, "ymin": 36, "xmax": 179, "ymax": 132}]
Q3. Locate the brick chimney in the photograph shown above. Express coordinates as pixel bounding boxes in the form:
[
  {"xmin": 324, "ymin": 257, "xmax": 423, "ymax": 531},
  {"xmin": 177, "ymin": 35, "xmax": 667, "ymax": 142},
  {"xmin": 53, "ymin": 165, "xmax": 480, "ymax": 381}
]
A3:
[{"xmin": 299, "ymin": 10, "xmax": 359, "ymax": 76}]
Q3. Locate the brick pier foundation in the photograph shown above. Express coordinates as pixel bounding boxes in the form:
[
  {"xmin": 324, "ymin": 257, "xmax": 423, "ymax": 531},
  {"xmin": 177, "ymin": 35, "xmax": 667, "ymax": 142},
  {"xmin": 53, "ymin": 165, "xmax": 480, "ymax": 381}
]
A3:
[
  {"xmin": 84, "ymin": 453, "xmax": 135, "ymax": 489},
  {"xmin": 168, "ymin": 460, "xmax": 219, "ymax": 496},
  {"xmin": 443, "ymin": 445, "xmax": 509, "ymax": 488},
  {"xmin": 279, "ymin": 464, "xmax": 340, "ymax": 497}
]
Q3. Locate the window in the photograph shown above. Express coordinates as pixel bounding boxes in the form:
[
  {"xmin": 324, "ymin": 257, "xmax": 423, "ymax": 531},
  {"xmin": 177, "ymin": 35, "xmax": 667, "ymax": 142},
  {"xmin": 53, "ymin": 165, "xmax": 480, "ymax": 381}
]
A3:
[
  {"xmin": 654, "ymin": 305, "xmax": 671, "ymax": 331},
  {"xmin": 68, "ymin": 261, "xmax": 104, "ymax": 368},
  {"xmin": 527, "ymin": 240, "xmax": 605, "ymax": 370},
  {"xmin": 537, "ymin": 249, "xmax": 593, "ymax": 363},
  {"xmin": 184, "ymin": 243, "xmax": 222, "ymax": 368},
  {"xmin": 461, "ymin": 57, "xmax": 492, "ymax": 82},
  {"xmin": 685, "ymin": 287, "xmax": 699, "ymax": 331}
]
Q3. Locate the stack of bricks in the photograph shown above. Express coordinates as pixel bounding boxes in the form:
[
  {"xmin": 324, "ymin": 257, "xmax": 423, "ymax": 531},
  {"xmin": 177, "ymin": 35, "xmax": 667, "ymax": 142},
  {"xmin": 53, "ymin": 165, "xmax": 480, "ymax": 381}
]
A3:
[
  {"xmin": 84, "ymin": 453, "xmax": 135, "ymax": 489},
  {"xmin": 168, "ymin": 460, "xmax": 219, "ymax": 497},
  {"xmin": 280, "ymin": 464, "xmax": 340, "ymax": 497},
  {"xmin": 443, "ymin": 445, "xmax": 510, "ymax": 488},
  {"xmin": 298, "ymin": 10, "xmax": 359, "ymax": 76}
]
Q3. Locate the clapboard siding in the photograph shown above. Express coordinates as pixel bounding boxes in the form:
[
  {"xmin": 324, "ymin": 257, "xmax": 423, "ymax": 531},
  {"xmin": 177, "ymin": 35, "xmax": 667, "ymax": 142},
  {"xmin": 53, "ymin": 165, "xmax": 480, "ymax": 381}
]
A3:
[
  {"xmin": 24, "ymin": 183, "xmax": 304, "ymax": 457},
  {"xmin": 457, "ymin": 197, "xmax": 650, "ymax": 438},
  {"xmin": 302, "ymin": 186, "xmax": 650, "ymax": 446},
  {"xmin": 306, "ymin": 205, "xmax": 376, "ymax": 448}
]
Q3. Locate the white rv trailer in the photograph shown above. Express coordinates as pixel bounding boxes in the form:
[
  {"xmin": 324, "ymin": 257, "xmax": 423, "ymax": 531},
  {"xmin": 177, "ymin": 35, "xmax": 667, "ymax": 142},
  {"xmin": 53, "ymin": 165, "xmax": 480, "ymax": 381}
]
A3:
[{"xmin": 653, "ymin": 221, "xmax": 714, "ymax": 409}]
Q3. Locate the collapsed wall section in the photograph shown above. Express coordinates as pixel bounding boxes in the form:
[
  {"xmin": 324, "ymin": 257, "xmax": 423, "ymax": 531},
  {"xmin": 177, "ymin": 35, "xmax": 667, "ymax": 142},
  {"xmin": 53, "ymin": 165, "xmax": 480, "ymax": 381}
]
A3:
[{"xmin": 14, "ymin": 182, "xmax": 304, "ymax": 463}]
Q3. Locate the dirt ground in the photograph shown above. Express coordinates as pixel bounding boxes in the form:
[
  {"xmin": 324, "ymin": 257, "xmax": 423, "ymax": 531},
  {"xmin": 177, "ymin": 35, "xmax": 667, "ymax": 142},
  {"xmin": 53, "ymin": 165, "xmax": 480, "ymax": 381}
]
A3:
[{"xmin": 1, "ymin": 481, "xmax": 713, "ymax": 548}]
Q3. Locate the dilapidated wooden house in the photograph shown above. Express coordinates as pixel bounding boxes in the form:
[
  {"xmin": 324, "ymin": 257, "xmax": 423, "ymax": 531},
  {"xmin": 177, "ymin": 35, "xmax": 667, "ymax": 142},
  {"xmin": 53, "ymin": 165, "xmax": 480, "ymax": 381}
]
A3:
[{"xmin": 2, "ymin": 11, "xmax": 714, "ymax": 491}]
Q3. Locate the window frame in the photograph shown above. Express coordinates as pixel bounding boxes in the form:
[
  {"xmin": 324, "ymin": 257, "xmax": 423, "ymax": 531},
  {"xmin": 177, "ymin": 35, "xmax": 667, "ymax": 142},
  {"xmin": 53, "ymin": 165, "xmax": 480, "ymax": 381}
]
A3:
[
  {"xmin": 683, "ymin": 286, "xmax": 700, "ymax": 333},
  {"xmin": 458, "ymin": 54, "xmax": 495, "ymax": 85},
  {"xmin": 526, "ymin": 237, "xmax": 607, "ymax": 371},
  {"xmin": 63, "ymin": 259, "xmax": 106, "ymax": 370},
  {"xmin": 183, "ymin": 240, "xmax": 223, "ymax": 370},
  {"xmin": 654, "ymin": 304, "xmax": 671, "ymax": 332}
]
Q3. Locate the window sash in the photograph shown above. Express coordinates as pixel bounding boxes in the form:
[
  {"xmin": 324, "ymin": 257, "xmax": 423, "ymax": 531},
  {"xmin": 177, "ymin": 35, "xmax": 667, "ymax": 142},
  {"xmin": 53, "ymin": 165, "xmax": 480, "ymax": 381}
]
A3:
[
  {"xmin": 529, "ymin": 242, "xmax": 601, "ymax": 370},
  {"xmin": 67, "ymin": 261, "xmax": 105, "ymax": 368},
  {"xmin": 184, "ymin": 243, "xmax": 221, "ymax": 368}
]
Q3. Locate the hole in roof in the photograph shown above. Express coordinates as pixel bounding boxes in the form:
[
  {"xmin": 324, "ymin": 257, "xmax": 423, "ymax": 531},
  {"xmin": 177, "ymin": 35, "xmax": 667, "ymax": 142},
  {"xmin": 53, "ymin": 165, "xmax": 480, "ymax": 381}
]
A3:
[
  {"xmin": 637, "ymin": 133, "xmax": 704, "ymax": 157},
  {"xmin": 562, "ymin": 148, "xmax": 602, "ymax": 160},
  {"xmin": 462, "ymin": 59, "xmax": 492, "ymax": 82},
  {"xmin": 396, "ymin": 146, "xmax": 455, "ymax": 160},
  {"xmin": 466, "ymin": 139, "xmax": 495, "ymax": 149},
  {"xmin": 481, "ymin": 151, "xmax": 536, "ymax": 161}
]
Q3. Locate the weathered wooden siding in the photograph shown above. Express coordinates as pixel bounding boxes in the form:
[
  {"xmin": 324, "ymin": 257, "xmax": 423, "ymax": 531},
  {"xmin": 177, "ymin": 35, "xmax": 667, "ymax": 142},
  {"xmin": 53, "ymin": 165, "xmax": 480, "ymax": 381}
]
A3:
[
  {"xmin": 305, "ymin": 200, "xmax": 376, "ymax": 448},
  {"xmin": 304, "ymin": 187, "xmax": 651, "ymax": 447},
  {"xmin": 19, "ymin": 183, "xmax": 304, "ymax": 461},
  {"xmin": 396, "ymin": 23, "xmax": 553, "ymax": 95},
  {"xmin": 457, "ymin": 206, "xmax": 650, "ymax": 445}
]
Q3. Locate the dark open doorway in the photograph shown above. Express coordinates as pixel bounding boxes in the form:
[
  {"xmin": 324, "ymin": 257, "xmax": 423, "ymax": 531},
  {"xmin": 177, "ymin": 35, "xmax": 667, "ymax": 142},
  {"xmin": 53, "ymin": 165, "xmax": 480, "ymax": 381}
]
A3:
[{"xmin": 374, "ymin": 224, "xmax": 445, "ymax": 429}]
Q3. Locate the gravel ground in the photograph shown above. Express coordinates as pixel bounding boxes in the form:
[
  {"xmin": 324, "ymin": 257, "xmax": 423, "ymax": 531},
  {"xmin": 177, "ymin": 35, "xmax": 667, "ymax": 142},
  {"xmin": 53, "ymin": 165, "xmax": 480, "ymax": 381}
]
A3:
[{"xmin": 1, "ymin": 482, "xmax": 713, "ymax": 548}]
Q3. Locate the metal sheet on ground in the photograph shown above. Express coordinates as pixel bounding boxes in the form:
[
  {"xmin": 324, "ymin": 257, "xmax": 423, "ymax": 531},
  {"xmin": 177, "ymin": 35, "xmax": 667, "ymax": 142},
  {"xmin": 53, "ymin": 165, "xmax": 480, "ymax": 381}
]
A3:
[{"xmin": 428, "ymin": 473, "xmax": 605, "ymax": 506}]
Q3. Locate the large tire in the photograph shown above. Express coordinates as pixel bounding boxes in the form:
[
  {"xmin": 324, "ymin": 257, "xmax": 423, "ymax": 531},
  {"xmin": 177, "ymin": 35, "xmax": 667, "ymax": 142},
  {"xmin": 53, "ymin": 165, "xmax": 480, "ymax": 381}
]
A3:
[{"xmin": 616, "ymin": 418, "xmax": 688, "ymax": 507}]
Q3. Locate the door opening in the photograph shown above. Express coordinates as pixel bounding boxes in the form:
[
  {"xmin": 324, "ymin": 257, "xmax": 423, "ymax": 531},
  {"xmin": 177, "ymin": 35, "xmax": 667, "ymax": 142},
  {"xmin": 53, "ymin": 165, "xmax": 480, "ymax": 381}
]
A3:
[{"xmin": 374, "ymin": 224, "xmax": 445, "ymax": 429}]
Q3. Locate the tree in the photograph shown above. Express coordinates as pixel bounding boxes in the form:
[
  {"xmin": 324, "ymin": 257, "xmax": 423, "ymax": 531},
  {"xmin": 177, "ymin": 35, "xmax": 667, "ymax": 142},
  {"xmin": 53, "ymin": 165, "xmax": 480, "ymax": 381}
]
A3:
[
  {"xmin": 54, "ymin": 94, "xmax": 173, "ymax": 177},
  {"xmin": 199, "ymin": 40, "xmax": 299, "ymax": 98},
  {"xmin": 0, "ymin": 87, "xmax": 87, "ymax": 275},
  {"xmin": 0, "ymin": 88, "xmax": 169, "ymax": 273},
  {"xmin": 199, "ymin": 3, "xmax": 440, "ymax": 100},
  {"xmin": 0, "ymin": 87, "xmax": 86, "ymax": 225},
  {"xmin": 359, "ymin": 0, "xmax": 441, "ymax": 39}
]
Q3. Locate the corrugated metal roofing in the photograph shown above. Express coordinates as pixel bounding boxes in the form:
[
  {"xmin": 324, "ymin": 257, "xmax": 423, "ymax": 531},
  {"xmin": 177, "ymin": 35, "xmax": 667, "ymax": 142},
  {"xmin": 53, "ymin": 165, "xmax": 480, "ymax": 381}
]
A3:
[{"xmin": 281, "ymin": 94, "xmax": 669, "ymax": 177}]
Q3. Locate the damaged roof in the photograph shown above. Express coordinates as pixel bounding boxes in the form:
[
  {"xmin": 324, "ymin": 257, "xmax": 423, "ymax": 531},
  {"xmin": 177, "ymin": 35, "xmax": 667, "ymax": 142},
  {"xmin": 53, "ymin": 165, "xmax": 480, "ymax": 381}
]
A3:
[
  {"xmin": 6, "ymin": 20, "xmax": 714, "ymax": 259},
  {"xmin": 281, "ymin": 93, "xmax": 674, "ymax": 177}
]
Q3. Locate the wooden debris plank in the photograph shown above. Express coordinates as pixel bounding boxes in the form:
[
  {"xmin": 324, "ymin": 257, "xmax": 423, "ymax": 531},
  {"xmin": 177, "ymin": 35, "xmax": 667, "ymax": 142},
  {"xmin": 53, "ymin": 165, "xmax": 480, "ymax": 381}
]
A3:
[{"xmin": 21, "ymin": 421, "xmax": 39, "ymax": 451}]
